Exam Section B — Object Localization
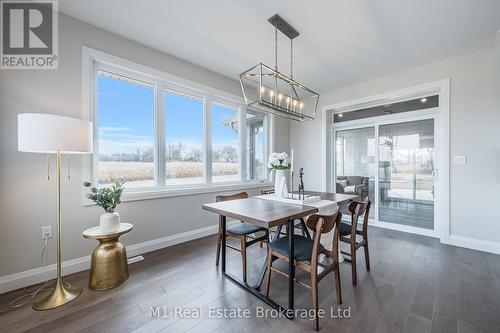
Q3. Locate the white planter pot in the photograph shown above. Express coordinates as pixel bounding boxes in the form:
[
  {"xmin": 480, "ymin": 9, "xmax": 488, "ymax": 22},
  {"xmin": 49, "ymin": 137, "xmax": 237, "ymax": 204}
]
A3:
[
  {"xmin": 99, "ymin": 212, "xmax": 121, "ymax": 232},
  {"xmin": 274, "ymin": 169, "xmax": 289, "ymax": 198}
]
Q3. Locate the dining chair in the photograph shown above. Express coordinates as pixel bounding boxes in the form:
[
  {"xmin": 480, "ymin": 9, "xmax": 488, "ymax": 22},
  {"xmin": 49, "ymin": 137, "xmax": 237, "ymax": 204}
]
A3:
[
  {"xmin": 215, "ymin": 192, "xmax": 269, "ymax": 283},
  {"xmin": 260, "ymin": 189, "xmax": 309, "ymax": 238},
  {"xmin": 264, "ymin": 208, "xmax": 342, "ymax": 331},
  {"xmin": 339, "ymin": 199, "xmax": 372, "ymax": 286}
]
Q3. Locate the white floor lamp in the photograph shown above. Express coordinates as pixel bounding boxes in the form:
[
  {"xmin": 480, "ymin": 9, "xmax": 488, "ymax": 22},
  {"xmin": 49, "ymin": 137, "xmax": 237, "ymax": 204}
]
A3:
[{"xmin": 18, "ymin": 113, "xmax": 93, "ymax": 310}]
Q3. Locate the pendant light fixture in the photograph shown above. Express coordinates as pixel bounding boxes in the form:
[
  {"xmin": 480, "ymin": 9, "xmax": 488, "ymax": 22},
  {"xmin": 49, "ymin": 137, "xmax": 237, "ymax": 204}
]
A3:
[{"xmin": 240, "ymin": 14, "xmax": 319, "ymax": 121}]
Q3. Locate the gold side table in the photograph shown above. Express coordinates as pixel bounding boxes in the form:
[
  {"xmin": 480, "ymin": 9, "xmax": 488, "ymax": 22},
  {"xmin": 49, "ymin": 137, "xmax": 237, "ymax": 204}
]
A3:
[{"xmin": 83, "ymin": 223, "xmax": 133, "ymax": 291}]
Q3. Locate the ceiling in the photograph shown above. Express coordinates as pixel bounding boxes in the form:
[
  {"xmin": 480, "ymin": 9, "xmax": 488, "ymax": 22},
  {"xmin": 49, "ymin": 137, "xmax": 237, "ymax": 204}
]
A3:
[{"xmin": 59, "ymin": 0, "xmax": 500, "ymax": 93}]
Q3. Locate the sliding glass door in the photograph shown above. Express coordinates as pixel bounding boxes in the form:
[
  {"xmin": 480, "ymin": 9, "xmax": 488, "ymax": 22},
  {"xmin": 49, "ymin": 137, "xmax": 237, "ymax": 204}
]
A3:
[
  {"xmin": 378, "ymin": 119, "xmax": 434, "ymax": 230},
  {"xmin": 334, "ymin": 116, "xmax": 436, "ymax": 233}
]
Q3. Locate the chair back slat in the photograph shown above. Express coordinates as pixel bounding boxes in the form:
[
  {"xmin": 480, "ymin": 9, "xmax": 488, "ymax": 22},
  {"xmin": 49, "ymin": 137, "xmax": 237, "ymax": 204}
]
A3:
[
  {"xmin": 306, "ymin": 210, "xmax": 339, "ymax": 234},
  {"xmin": 306, "ymin": 208, "xmax": 342, "ymax": 261},
  {"xmin": 347, "ymin": 199, "xmax": 372, "ymax": 235},
  {"xmin": 216, "ymin": 192, "xmax": 248, "ymax": 202}
]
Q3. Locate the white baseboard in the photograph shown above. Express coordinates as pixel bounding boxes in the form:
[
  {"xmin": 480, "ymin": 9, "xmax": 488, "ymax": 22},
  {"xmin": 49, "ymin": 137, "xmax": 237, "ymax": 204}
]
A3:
[
  {"xmin": 0, "ymin": 221, "xmax": 236, "ymax": 295},
  {"xmin": 447, "ymin": 234, "xmax": 500, "ymax": 255},
  {"xmin": 0, "ymin": 256, "xmax": 91, "ymax": 295},
  {"xmin": 368, "ymin": 221, "xmax": 500, "ymax": 256}
]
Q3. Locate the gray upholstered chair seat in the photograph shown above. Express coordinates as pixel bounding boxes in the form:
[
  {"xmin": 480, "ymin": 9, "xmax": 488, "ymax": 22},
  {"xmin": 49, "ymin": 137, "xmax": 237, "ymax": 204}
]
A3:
[
  {"xmin": 269, "ymin": 235, "xmax": 324, "ymax": 260},
  {"xmin": 227, "ymin": 222, "xmax": 265, "ymax": 235}
]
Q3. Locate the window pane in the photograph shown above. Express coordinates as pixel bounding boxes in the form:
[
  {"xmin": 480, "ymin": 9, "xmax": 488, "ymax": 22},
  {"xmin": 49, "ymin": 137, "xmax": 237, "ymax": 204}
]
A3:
[
  {"xmin": 165, "ymin": 91, "xmax": 204, "ymax": 185},
  {"xmin": 97, "ymin": 72, "xmax": 155, "ymax": 188},
  {"xmin": 246, "ymin": 112, "xmax": 265, "ymax": 180},
  {"xmin": 335, "ymin": 127, "xmax": 375, "ymax": 218},
  {"xmin": 211, "ymin": 103, "xmax": 239, "ymax": 182}
]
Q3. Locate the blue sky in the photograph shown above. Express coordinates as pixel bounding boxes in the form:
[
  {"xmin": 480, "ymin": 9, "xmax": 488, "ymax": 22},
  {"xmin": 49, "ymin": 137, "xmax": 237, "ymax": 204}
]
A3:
[{"xmin": 98, "ymin": 75, "xmax": 239, "ymax": 155}]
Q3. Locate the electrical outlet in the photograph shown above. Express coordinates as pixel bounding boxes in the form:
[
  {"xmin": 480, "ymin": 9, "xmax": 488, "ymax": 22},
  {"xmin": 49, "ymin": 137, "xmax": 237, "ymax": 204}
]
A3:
[{"xmin": 42, "ymin": 225, "xmax": 52, "ymax": 239}]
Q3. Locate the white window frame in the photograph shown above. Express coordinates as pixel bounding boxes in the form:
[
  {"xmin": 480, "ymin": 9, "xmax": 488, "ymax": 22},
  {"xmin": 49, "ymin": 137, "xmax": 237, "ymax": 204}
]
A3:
[
  {"xmin": 82, "ymin": 46, "xmax": 272, "ymax": 202},
  {"xmin": 245, "ymin": 108, "xmax": 269, "ymax": 180}
]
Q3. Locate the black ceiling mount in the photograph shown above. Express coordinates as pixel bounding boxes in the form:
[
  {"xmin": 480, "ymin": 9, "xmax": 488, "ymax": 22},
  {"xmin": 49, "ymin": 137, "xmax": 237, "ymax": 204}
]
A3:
[{"xmin": 268, "ymin": 14, "xmax": 299, "ymax": 39}]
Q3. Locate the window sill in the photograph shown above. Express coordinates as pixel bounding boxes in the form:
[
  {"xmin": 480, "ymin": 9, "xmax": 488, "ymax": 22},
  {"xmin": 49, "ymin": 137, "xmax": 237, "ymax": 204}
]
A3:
[{"xmin": 83, "ymin": 180, "xmax": 273, "ymax": 206}]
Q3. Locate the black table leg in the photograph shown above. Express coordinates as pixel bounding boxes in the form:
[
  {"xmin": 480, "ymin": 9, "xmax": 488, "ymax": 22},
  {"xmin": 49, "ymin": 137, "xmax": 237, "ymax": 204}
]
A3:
[
  {"xmin": 221, "ymin": 215, "xmax": 226, "ymax": 273},
  {"xmin": 255, "ymin": 224, "xmax": 283, "ymax": 289},
  {"xmin": 287, "ymin": 219, "xmax": 295, "ymax": 315},
  {"xmin": 300, "ymin": 218, "xmax": 311, "ymax": 239},
  {"xmin": 221, "ymin": 220, "xmax": 292, "ymax": 319}
]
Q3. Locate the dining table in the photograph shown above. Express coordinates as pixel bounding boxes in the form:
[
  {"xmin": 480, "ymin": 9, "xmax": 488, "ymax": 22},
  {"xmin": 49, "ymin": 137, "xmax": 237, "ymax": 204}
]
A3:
[{"xmin": 201, "ymin": 190, "xmax": 358, "ymax": 318}]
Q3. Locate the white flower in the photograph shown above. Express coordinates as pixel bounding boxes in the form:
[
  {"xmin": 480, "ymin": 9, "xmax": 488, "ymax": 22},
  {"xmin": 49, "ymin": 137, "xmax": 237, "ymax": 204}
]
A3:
[{"xmin": 268, "ymin": 152, "xmax": 291, "ymax": 170}]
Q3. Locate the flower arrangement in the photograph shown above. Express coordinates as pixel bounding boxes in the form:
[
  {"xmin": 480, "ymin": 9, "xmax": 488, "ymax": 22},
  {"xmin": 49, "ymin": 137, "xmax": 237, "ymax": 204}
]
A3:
[
  {"xmin": 83, "ymin": 180, "xmax": 125, "ymax": 213},
  {"xmin": 268, "ymin": 152, "xmax": 291, "ymax": 172}
]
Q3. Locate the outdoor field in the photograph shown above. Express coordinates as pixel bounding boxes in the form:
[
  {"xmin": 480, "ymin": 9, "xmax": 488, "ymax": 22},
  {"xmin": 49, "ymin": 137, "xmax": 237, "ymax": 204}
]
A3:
[{"xmin": 98, "ymin": 161, "xmax": 239, "ymax": 185}]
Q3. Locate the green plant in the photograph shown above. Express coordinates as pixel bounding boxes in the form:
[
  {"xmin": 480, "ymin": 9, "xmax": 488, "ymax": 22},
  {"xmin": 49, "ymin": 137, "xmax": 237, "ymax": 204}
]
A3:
[{"xmin": 83, "ymin": 180, "xmax": 124, "ymax": 213}]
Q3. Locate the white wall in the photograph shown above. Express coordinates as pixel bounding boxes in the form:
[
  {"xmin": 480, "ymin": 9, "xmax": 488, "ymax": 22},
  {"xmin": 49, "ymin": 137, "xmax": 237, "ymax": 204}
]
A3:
[
  {"xmin": 291, "ymin": 47, "xmax": 500, "ymax": 249},
  {"xmin": 0, "ymin": 14, "xmax": 288, "ymax": 282}
]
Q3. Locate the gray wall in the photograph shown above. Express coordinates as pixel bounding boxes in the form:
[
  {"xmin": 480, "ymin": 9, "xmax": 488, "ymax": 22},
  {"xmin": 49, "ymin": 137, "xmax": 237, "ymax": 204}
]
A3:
[
  {"xmin": 0, "ymin": 14, "xmax": 289, "ymax": 277},
  {"xmin": 291, "ymin": 47, "xmax": 500, "ymax": 245}
]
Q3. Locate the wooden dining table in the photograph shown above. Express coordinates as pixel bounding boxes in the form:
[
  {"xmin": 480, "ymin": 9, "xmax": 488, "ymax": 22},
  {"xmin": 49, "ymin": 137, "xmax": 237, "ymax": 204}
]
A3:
[{"xmin": 201, "ymin": 191, "xmax": 358, "ymax": 318}]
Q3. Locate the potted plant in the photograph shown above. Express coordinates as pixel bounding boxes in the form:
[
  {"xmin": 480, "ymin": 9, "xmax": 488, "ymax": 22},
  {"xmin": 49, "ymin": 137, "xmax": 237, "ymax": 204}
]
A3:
[
  {"xmin": 268, "ymin": 152, "xmax": 291, "ymax": 197},
  {"xmin": 84, "ymin": 180, "xmax": 125, "ymax": 232}
]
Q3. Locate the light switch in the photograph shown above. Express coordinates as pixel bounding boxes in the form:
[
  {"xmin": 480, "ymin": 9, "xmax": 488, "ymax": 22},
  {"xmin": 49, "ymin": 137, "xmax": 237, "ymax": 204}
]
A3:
[{"xmin": 453, "ymin": 155, "xmax": 467, "ymax": 165}]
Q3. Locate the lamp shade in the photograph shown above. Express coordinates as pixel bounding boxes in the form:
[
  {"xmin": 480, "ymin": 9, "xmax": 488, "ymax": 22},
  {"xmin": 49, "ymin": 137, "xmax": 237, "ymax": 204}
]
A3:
[{"xmin": 18, "ymin": 113, "xmax": 93, "ymax": 154}]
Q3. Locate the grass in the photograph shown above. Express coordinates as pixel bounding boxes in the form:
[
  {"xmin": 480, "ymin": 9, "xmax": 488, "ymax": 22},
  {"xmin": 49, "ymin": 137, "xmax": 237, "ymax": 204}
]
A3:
[{"xmin": 99, "ymin": 161, "xmax": 238, "ymax": 183}]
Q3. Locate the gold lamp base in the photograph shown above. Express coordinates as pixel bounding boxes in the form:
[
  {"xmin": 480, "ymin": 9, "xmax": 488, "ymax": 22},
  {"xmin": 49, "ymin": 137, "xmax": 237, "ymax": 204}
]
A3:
[{"xmin": 33, "ymin": 278, "xmax": 82, "ymax": 311}]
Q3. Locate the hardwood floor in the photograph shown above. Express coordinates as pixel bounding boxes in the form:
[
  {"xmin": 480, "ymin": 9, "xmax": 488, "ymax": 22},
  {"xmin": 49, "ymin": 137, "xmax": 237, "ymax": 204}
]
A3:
[{"xmin": 1, "ymin": 227, "xmax": 500, "ymax": 332}]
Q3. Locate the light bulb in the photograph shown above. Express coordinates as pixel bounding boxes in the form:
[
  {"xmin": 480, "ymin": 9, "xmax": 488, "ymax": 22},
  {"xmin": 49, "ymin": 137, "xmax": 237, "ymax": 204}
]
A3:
[
  {"xmin": 270, "ymin": 90, "xmax": 274, "ymax": 97},
  {"xmin": 278, "ymin": 93, "xmax": 283, "ymax": 100},
  {"xmin": 293, "ymin": 100, "xmax": 298, "ymax": 106},
  {"xmin": 299, "ymin": 102, "xmax": 304, "ymax": 108},
  {"xmin": 260, "ymin": 86, "xmax": 265, "ymax": 93}
]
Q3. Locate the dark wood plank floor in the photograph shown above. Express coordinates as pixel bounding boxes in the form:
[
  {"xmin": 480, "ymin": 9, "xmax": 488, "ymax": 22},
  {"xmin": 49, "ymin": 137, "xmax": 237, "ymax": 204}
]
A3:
[{"xmin": 1, "ymin": 227, "xmax": 500, "ymax": 333}]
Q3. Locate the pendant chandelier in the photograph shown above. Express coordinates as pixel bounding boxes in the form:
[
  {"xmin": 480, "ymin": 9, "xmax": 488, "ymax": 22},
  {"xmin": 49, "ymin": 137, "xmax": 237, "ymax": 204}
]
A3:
[{"xmin": 240, "ymin": 14, "xmax": 319, "ymax": 121}]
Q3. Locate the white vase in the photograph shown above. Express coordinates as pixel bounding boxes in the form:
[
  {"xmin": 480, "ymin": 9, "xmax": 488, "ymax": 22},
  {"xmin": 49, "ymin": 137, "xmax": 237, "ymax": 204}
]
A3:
[
  {"xmin": 99, "ymin": 212, "xmax": 120, "ymax": 232},
  {"xmin": 274, "ymin": 169, "xmax": 289, "ymax": 198}
]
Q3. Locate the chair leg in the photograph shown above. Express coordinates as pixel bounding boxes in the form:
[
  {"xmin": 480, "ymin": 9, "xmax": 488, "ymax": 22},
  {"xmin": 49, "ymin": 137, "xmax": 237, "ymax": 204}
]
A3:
[
  {"xmin": 311, "ymin": 276, "xmax": 319, "ymax": 331},
  {"xmin": 364, "ymin": 242, "xmax": 370, "ymax": 271},
  {"xmin": 241, "ymin": 237, "xmax": 247, "ymax": 283},
  {"xmin": 215, "ymin": 229, "xmax": 222, "ymax": 266},
  {"xmin": 334, "ymin": 266, "xmax": 342, "ymax": 304},
  {"xmin": 351, "ymin": 243, "xmax": 357, "ymax": 286},
  {"xmin": 264, "ymin": 249, "xmax": 273, "ymax": 297}
]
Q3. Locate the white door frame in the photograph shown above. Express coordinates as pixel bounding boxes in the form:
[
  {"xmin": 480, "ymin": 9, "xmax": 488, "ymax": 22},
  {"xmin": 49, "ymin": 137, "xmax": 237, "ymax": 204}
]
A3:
[
  {"xmin": 321, "ymin": 79, "xmax": 450, "ymax": 243},
  {"xmin": 332, "ymin": 109, "xmax": 439, "ymax": 238}
]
